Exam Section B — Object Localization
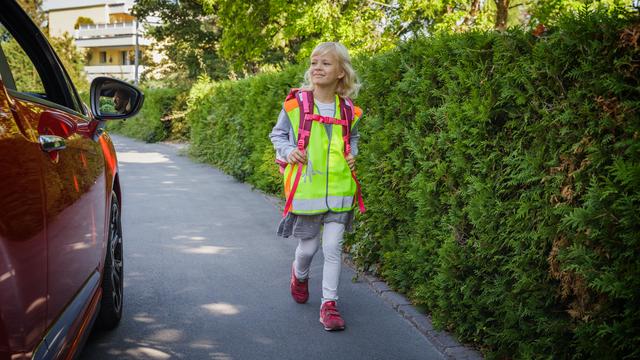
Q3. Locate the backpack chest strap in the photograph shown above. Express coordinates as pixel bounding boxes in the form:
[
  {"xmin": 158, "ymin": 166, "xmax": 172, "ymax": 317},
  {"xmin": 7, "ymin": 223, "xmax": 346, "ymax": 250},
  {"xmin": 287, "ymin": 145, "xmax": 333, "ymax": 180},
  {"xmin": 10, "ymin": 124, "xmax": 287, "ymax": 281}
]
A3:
[{"xmin": 305, "ymin": 114, "xmax": 349, "ymax": 126}]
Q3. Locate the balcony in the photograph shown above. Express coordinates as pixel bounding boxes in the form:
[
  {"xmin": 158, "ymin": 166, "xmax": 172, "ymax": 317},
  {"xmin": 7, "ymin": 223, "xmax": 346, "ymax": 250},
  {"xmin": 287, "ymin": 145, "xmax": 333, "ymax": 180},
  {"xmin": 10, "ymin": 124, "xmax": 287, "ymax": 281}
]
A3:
[
  {"xmin": 74, "ymin": 23, "xmax": 151, "ymax": 48},
  {"xmin": 77, "ymin": 22, "xmax": 135, "ymax": 38},
  {"xmin": 84, "ymin": 64, "xmax": 144, "ymax": 81}
]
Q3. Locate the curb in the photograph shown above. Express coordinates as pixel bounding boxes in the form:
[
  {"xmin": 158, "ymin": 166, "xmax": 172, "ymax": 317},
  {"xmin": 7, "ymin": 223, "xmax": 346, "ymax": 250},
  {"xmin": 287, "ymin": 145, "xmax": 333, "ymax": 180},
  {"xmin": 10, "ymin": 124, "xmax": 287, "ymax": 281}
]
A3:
[{"xmin": 343, "ymin": 255, "xmax": 483, "ymax": 360}]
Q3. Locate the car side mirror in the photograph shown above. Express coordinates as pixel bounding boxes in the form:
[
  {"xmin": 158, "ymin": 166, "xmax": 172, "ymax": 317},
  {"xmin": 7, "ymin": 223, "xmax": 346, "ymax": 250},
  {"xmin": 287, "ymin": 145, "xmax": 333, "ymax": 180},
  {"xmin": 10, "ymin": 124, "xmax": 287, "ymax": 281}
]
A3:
[{"xmin": 90, "ymin": 77, "xmax": 144, "ymax": 120}]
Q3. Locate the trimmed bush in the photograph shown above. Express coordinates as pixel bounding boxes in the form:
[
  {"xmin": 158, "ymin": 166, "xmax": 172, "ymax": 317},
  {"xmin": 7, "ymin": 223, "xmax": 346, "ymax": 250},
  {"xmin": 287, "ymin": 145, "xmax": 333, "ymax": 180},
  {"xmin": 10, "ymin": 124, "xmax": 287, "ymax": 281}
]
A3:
[
  {"xmin": 185, "ymin": 10, "xmax": 639, "ymax": 359},
  {"xmin": 352, "ymin": 11, "xmax": 639, "ymax": 359},
  {"xmin": 107, "ymin": 86, "xmax": 189, "ymax": 142},
  {"xmin": 187, "ymin": 66, "xmax": 304, "ymax": 193}
]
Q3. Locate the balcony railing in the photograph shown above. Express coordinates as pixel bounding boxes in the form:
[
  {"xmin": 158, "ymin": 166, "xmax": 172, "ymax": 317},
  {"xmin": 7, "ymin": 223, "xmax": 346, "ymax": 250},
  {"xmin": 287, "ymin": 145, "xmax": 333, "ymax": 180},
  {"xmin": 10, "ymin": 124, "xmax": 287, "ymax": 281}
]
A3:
[
  {"xmin": 76, "ymin": 22, "xmax": 136, "ymax": 39},
  {"xmin": 74, "ymin": 22, "xmax": 152, "ymax": 47},
  {"xmin": 75, "ymin": 36, "xmax": 151, "ymax": 48},
  {"xmin": 84, "ymin": 64, "xmax": 144, "ymax": 81}
]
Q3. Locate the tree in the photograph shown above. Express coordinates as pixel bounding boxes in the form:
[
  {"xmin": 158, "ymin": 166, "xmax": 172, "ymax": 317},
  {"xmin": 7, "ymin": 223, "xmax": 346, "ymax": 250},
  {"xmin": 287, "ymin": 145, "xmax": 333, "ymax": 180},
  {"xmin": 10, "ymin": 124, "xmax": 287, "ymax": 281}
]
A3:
[
  {"xmin": 134, "ymin": 0, "xmax": 396, "ymax": 78},
  {"xmin": 387, "ymin": 0, "xmax": 497, "ymax": 34},
  {"xmin": 133, "ymin": 0, "xmax": 636, "ymax": 79},
  {"xmin": 17, "ymin": 0, "xmax": 46, "ymax": 29},
  {"xmin": 134, "ymin": 0, "xmax": 506, "ymax": 77},
  {"xmin": 133, "ymin": 0, "xmax": 228, "ymax": 82},
  {"xmin": 48, "ymin": 33, "xmax": 88, "ymax": 92},
  {"xmin": 200, "ymin": 0, "xmax": 395, "ymax": 75},
  {"xmin": 494, "ymin": 0, "xmax": 510, "ymax": 30}
]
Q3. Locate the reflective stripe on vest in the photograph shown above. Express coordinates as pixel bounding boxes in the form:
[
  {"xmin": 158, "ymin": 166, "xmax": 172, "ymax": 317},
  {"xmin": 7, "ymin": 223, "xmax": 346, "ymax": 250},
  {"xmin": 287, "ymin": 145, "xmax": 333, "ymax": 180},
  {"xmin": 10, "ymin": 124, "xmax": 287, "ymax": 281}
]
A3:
[{"xmin": 283, "ymin": 93, "xmax": 360, "ymax": 214}]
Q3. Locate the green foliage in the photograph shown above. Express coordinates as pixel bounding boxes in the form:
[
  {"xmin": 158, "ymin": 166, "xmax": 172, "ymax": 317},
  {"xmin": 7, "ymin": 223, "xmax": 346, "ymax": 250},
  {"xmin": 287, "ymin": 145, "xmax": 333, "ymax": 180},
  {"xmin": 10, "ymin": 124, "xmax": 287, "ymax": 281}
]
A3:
[
  {"xmin": 0, "ymin": 31, "xmax": 85, "ymax": 95},
  {"xmin": 185, "ymin": 9, "xmax": 639, "ymax": 358},
  {"xmin": 0, "ymin": 30, "xmax": 45, "ymax": 93},
  {"xmin": 133, "ymin": 0, "xmax": 228, "ymax": 81},
  {"xmin": 352, "ymin": 9, "xmax": 639, "ymax": 359},
  {"xmin": 16, "ymin": 0, "xmax": 45, "ymax": 28},
  {"xmin": 47, "ymin": 33, "xmax": 88, "ymax": 92},
  {"xmin": 13, "ymin": 0, "xmax": 88, "ymax": 93},
  {"xmin": 74, "ymin": 16, "xmax": 94, "ymax": 30},
  {"xmin": 200, "ymin": 0, "xmax": 395, "ymax": 73},
  {"xmin": 528, "ymin": 0, "xmax": 636, "ymax": 26},
  {"xmin": 186, "ymin": 66, "xmax": 303, "ymax": 190},
  {"xmin": 135, "ymin": 0, "xmax": 635, "ymax": 79},
  {"xmin": 99, "ymin": 97, "xmax": 116, "ymax": 114},
  {"xmin": 386, "ymin": 0, "xmax": 496, "ymax": 34},
  {"xmin": 107, "ymin": 86, "xmax": 188, "ymax": 143}
]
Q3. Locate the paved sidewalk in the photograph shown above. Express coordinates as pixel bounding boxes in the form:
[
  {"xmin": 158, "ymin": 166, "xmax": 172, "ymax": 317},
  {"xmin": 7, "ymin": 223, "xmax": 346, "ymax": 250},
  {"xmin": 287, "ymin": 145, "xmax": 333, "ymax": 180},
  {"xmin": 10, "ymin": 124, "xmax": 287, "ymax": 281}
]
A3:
[
  {"xmin": 166, "ymin": 140, "xmax": 483, "ymax": 359},
  {"xmin": 81, "ymin": 136, "xmax": 448, "ymax": 360}
]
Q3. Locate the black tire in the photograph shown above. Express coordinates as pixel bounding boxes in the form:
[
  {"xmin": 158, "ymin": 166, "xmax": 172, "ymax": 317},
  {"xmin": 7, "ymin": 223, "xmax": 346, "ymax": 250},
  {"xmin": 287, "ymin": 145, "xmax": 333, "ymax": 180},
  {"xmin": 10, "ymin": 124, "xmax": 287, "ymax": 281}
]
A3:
[{"xmin": 96, "ymin": 190, "xmax": 123, "ymax": 330}]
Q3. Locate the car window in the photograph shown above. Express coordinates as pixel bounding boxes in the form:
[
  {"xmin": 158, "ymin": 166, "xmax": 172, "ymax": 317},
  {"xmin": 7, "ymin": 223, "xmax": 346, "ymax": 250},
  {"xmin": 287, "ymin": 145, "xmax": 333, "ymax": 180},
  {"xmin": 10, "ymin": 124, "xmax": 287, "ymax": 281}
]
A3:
[
  {"xmin": 0, "ymin": 23, "xmax": 46, "ymax": 95},
  {"xmin": 0, "ymin": 37, "xmax": 14, "ymax": 89}
]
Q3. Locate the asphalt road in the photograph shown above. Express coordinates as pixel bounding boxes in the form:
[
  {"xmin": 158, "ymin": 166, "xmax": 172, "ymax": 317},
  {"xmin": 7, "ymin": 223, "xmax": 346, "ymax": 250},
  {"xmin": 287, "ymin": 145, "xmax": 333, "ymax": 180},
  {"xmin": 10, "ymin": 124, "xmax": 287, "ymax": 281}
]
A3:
[{"xmin": 79, "ymin": 135, "xmax": 444, "ymax": 360}]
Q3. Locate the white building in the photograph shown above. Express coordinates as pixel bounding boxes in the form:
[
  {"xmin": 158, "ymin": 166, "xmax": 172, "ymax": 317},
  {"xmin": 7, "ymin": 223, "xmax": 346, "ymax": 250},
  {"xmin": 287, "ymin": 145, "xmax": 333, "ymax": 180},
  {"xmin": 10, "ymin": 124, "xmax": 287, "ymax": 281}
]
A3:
[{"xmin": 42, "ymin": 0, "xmax": 160, "ymax": 82}]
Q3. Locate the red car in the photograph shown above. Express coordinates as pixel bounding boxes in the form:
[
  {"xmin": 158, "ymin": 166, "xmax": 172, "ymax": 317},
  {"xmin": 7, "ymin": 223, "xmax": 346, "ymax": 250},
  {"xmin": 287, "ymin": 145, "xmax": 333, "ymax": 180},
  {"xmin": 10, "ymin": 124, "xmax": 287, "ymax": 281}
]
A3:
[{"xmin": 0, "ymin": 2, "xmax": 143, "ymax": 358}]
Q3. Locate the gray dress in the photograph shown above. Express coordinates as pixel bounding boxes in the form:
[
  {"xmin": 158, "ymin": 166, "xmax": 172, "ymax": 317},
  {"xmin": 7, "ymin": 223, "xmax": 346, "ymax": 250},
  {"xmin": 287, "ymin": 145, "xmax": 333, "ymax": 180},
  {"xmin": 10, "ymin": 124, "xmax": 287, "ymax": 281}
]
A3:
[{"xmin": 269, "ymin": 99, "xmax": 360, "ymax": 240}]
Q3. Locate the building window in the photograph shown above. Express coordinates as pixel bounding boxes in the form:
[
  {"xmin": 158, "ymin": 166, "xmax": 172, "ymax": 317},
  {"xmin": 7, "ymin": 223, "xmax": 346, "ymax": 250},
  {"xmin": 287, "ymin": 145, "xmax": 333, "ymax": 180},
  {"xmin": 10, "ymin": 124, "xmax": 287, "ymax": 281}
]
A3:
[
  {"xmin": 99, "ymin": 51, "xmax": 107, "ymax": 63},
  {"xmin": 121, "ymin": 51, "xmax": 128, "ymax": 65}
]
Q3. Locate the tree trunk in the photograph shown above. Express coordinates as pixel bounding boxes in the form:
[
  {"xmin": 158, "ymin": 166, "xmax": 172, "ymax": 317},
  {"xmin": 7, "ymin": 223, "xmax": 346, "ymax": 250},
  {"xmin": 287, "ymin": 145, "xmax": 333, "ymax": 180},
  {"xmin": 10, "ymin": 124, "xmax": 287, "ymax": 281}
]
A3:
[
  {"xmin": 464, "ymin": 0, "xmax": 482, "ymax": 26},
  {"xmin": 494, "ymin": 0, "xmax": 509, "ymax": 31},
  {"xmin": 470, "ymin": 0, "xmax": 481, "ymax": 17}
]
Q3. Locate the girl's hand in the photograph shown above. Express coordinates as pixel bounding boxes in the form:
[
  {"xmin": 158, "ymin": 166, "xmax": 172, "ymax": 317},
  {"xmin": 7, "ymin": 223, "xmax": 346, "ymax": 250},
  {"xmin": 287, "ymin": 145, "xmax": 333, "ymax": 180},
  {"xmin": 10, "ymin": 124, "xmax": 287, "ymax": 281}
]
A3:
[
  {"xmin": 287, "ymin": 148, "xmax": 307, "ymax": 165},
  {"xmin": 345, "ymin": 153, "xmax": 356, "ymax": 172}
]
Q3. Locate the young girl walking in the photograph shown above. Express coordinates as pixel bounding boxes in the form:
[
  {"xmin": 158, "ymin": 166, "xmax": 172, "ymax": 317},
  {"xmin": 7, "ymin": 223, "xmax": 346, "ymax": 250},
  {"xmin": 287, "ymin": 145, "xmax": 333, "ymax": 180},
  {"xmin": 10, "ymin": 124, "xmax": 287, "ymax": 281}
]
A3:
[{"xmin": 269, "ymin": 42, "xmax": 364, "ymax": 331}]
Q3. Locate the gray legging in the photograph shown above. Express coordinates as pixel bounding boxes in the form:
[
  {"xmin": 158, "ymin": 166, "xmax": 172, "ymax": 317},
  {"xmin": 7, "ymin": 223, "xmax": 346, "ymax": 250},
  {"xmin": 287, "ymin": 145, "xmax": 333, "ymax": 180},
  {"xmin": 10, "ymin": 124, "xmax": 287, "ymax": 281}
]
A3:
[{"xmin": 293, "ymin": 222, "xmax": 345, "ymax": 304}]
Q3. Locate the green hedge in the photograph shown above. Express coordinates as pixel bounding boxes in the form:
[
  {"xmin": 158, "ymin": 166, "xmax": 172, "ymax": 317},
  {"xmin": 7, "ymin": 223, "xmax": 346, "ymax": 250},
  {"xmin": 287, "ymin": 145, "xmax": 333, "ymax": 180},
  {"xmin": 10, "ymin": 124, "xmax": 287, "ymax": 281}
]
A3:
[
  {"xmin": 187, "ymin": 66, "xmax": 304, "ymax": 194},
  {"xmin": 187, "ymin": 10, "xmax": 638, "ymax": 358},
  {"xmin": 107, "ymin": 86, "xmax": 189, "ymax": 142}
]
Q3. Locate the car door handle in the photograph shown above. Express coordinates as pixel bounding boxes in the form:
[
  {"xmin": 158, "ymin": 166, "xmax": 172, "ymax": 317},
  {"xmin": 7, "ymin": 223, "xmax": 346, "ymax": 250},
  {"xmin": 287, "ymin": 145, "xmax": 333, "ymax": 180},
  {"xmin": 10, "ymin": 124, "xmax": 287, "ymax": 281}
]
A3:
[{"xmin": 39, "ymin": 134, "xmax": 66, "ymax": 152}]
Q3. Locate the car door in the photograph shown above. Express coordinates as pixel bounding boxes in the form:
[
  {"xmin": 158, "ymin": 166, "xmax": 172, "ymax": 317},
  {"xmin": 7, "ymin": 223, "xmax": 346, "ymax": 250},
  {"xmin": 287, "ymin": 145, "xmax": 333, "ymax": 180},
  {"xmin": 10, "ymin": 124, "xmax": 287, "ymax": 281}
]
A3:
[
  {"xmin": 0, "ymin": 46, "xmax": 48, "ymax": 358},
  {"xmin": 0, "ymin": 7, "xmax": 106, "ymax": 354}
]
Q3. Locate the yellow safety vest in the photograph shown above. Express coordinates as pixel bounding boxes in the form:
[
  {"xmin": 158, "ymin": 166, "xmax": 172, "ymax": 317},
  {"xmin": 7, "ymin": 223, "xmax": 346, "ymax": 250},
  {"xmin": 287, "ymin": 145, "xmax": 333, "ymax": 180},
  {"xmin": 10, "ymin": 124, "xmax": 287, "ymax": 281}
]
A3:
[{"xmin": 282, "ymin": 93, "xmax": 362, "ymax": 215}]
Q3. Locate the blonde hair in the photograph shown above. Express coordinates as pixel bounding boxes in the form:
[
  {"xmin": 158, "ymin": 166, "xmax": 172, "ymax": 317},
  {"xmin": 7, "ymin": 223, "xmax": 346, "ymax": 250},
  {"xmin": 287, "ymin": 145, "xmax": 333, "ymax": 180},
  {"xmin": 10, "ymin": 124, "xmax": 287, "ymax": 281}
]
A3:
[{"xmin": 301, "ymin": 42, "xmax": 361, "ymax": 98}]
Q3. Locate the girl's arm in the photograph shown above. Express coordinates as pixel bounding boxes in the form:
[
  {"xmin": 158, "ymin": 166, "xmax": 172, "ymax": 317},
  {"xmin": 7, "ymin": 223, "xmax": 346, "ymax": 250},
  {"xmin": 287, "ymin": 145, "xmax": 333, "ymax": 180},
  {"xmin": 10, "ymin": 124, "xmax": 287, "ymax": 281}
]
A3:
[
  {"xmin": 269, "ymin": 109, "xmax": 297, "ymax": 162},
  {"xmin": 350, "ymin": 123, "xmax": 360, "ymax": 156},
  {"xmin": 346, "ymin": 123, "xmax": 360, "ymax": 172}
]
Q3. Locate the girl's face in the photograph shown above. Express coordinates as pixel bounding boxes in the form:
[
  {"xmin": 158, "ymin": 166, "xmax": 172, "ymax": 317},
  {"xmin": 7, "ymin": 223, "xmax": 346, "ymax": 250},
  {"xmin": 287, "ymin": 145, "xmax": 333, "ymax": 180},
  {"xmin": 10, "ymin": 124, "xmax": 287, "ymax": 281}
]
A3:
[{"xmin": 310, "ymin": 51, "xmax": 344, "ymax": 89}]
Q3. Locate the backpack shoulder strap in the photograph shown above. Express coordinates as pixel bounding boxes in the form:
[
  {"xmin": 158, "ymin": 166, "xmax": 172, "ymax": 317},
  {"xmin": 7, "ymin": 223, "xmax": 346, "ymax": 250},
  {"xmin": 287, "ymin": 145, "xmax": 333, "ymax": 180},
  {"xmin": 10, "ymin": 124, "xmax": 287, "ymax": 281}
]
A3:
[
  {"xmin": 282, "ymin": 89, "xmax": 314, "ymax": 149},
  {"xmin": 282, "ymin": 89, "xmax": 315, "ymax": 217},
  {"xmin": 339, "ymin": 96, "xmax": 366, "ymax": 214},
  {"xmin": 296, "ymin": 90, "xmax": 314, "ymax": 150},
  {"xmin": 339, "ymin": 96, "xmax": 354, "ymax": 154},
  {"xmin": 298, "ymin": 90, "xmax": 314, "ymax": 115}
]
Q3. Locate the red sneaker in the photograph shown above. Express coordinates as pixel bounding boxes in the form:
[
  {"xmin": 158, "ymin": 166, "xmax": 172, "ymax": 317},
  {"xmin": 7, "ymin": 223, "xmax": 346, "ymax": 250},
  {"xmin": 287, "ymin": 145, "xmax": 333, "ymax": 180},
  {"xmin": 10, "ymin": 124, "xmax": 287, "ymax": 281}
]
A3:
[
  {"xmin": 319, "ymin": 301, "xmax": 345, "ymax": 331},
  {"xmin": 290, "ymin": 264, "xmax": 309, "ymax": 304}
]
